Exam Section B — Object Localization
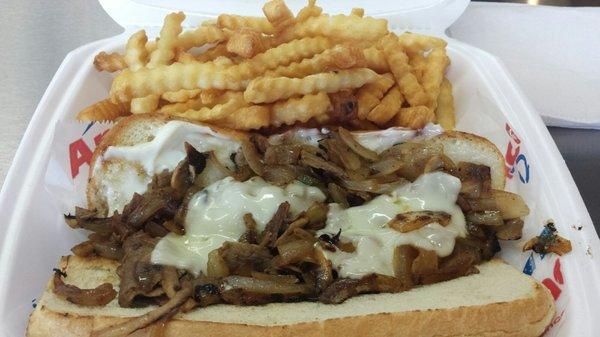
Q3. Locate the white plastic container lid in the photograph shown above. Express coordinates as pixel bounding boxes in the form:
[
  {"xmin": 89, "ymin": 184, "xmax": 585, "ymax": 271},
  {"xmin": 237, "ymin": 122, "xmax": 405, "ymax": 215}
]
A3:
[{"xmin": 100, "ymin": 0, "xmax": 469, "ymax": 33}]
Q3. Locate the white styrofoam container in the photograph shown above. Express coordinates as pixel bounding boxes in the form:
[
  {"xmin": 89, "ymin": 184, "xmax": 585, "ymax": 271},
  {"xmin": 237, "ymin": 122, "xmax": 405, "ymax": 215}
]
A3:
[{"xmin": 1, "ymin": 0, "xmax": 599, "ymax": 336}]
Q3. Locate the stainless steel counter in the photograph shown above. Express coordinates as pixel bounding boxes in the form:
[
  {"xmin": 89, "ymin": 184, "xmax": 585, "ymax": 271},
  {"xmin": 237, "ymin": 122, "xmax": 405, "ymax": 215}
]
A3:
[{"xmin": 0, "ymin": 1, "xmax": 597, "ymax": 234}]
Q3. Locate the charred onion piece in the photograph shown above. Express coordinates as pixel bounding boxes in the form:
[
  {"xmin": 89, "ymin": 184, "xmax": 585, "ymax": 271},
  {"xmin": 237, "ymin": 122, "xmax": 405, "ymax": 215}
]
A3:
[
  {"xmin": 260, "ymin": 202, "xmax": 290, "ymax": 247},
  {"xmin": 262, "ymin": 164, "xmax": 297, "ymax": 185},
  {"xmin": 222, "ymin": 275, "xmax": 312, "ymax": 295},
  {"xmin": 388, "ymin": 211, "xmax": 451, "ymax": 233},
  {"xmin": 523, "ymin": 223, "xmax": 572, "ymax": 256},
  {"xmin": 92, "ymin": 285, "xmax": 193, "ymax": 337},
  {"xmin": 490, "ymin": 190, "xmax": 530, "ymax": 219},
  {"xmin": 264, "ymin": 145, "xmax": 301, "ymax": 165},
  {"xmin": 239, "ymin": 213, "xmax": 259, "ymax": 244},
  {"xmin": 454, "ymin": 162, "xmax": 492, "ymax": 198},
  {"xmin": 337, "ymin": 127, "xmax": 378, "ymax": 161},
  {"xmin": 328, "ymin": 183, "xmax": 349, "ymax": 208},
  {"xmin": 161, "ymin": 267, "xmax": 181, "ymax": 298},
  {"xmin": 219, "ymin": 242, "xmax": 273, "ymax": 274},
  {"xmin": 496, "ymin": 219, "xmax": 524, "ymax": 240},
  {"xmin": 184, "ymin": 142, "xmax": 207, "ymax": 175},
  {"xmin": 300, "ymin": 150, "xmax": 345, "ymax": 177},
  {"xmin": 393, "ymin": 245, "xmax": 417, "ymax": 287},
  {"xmin": 467, "ymin": 210, "xmax": 504, "ymax": 227},
  {"xmin": 52, "ymin": 269, "xmax": 116, "ymax": 307},
  {"xmin": 241, "ymin": 140, "xmax": 264, "ymax": 175}
]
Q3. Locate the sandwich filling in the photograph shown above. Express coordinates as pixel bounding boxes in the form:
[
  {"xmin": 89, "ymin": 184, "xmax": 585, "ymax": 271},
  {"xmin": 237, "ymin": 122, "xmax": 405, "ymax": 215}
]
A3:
[{"xmin": 62, "ymin": 121, "xmax": 529, "ymax": 330}]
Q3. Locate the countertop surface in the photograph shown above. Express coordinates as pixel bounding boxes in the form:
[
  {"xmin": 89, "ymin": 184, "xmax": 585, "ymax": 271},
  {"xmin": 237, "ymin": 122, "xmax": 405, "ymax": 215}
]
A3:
[{"xmin": 0, "ymin": 0, "xmax": 597, "ymax": 233}]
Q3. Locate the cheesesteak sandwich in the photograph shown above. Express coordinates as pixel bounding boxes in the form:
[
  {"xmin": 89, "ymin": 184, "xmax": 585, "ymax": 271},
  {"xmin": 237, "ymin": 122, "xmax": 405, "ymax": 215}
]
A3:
[{"xmin": 28, "ymin": 114, "xmax": 554, "ymax": 337}]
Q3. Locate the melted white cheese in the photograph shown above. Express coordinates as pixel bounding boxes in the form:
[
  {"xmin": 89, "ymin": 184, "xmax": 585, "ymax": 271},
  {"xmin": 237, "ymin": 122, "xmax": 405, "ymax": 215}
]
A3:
[
  {"xmin": 151, "ymin": 177, "xmax": 326, "ymax": 275},
  {"xmin": 317, "ymin": 172, "xmax": 466, "ymax": 279},
  {"xmin": 267, "ymin": 126, "xmax": 440, "ymax": 154},
  {"xmin": 97, "ymin": 121, "xmax": 241, "ymax": 214}
]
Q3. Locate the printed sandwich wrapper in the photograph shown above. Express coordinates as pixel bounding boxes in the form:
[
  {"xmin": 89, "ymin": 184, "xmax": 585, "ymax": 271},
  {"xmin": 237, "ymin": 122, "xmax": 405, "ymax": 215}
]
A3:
[{"xmin": 1, "ymin": 0, "xmax": 599, "ymax": 336}]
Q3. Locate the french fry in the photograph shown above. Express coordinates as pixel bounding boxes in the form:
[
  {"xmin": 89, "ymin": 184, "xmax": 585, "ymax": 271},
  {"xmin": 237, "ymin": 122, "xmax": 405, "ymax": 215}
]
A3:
[
  {"xmin": 381, "ymin": 34, "xmax": 428, "ymax": 107},
  {"xmin": 263, "ymin": 0, "xmax": 295, "ymax": 32},
  {"xmin": 363, "ymin": 47, "xmax": 389, "ymax": 73},
  {"xmin": 435, "ymin": 78, "xmax": 455, "ymax": 130},
  {"xmin": 409, "ymin": 52, "xmax": 427, "ymax": 83},
  {"xmin": 169, "ymin": 92, "xmax": 246, "ymax": 122},
  {"xmin": 265, "ymin": 44, "xmax": 365, "ymax": 78},
  {"xmin": 217, "ymin": 14, "xmax": 276, "ymax": 34},
  {"xmin": 296, "ymin": 0, "xmax": 322, "ymax": 23},
  {"xmin": 131, "ymin": 95, "xmax": 160, "ymax": 114},
  {"xmin": 148, "ymin": 12, "xmax": 185, "ymax": 67},
  {"xmin": 397, "ymin": 32, "xmax": 447, "ymax": 54},
  {"xmin": 288, "ymin": 14, "xmax": 388, "ymax": 41},
  {"xmin": 124, "ymin": 30, "xmax": 148, "ymax": 71},
  {"xmin": 351, "ymin": 8, "xmax": 365, "ymax": 17},
  {"xmin": 356, "ymin": 73, "xmax": 395, "ymax": 119},
  {"xmin": 244, "ymin": 68, "xmax": 379, "ymax": 104},
  {"xmin": 176, "ymin": 25, "xmax": 229, "ymax": 51},
  {"xmin": 394, "ymin": 105, "xmax": 435, "ymax": 129},
  {"xmin": 200, "ymin": 89, "xmax": 227, "ymax": 106},
  {"xmin": 175, "ymin": 50, "xmax": 197, "ymax": 64},
  {"xmin": 195, "ymin": 44, "xmax": 236, "ymax": 63},
  {"xmin": 271, "ymin": 92, "xmax": 332, "ymax": 126},
  {"xmin": 110, "ymin": 62, "xmax": 239, "ymax": 102},
  {"xmin": 227, "ymin": 36, "xmax": 334, "ymax": 81},
  {"xmin": 77, "ymin": 99, "xmax": 129, "ymax": 121},
  {"xmin": 367, "ymin": 85, "xmax": 403, "ymax": 125},
  {"xmin": 158, "ymin": 97, "xmax": 206, "ymax": 115},
  {"xmin": 93, "ymin": 52, "xmax": 126, "ymax": 72},
  {"xmin": 218, "ymin": 105, "xmax": 271, "ymax": 130},
  {"xmin": 226, "ymin": 28, "xmax": 268, "ymax": 59},
  {"xmin": 422, "ymin": 47, "xmax": 450, "ymax": 110},
  {"xmin": 144, "ymin": 12, "xmax": 186, "ymax": 114},
  {"xmin": 161, "ymin": 89, "xmax": 202, "ymax": 103}
]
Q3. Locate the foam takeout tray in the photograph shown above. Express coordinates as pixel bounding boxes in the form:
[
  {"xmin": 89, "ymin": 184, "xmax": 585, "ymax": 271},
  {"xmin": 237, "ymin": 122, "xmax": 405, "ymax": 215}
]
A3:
[{"xmin": 1, "ymin": 0, "xmax": 599, "ymax": 336}]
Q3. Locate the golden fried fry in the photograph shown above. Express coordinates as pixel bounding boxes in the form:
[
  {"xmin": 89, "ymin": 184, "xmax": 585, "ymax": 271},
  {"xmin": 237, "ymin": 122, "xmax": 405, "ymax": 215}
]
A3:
[
  {"xmin": 175, "ymin": 50, "xmax": 197, "ymax": 64},
  {"xmin": 226, "ymin": 28, "xmax": 267, "ymax": 59},
  {"xmin": 397, "ymin": 32, "xmax": 447, "ymax": 54},
  {"xmin": 195, "ymin": 43, "xmax": 236, "ymax": 63},
  {"xmin": 131, "ymin": 95, "xmax": 160, "ymax": 114},
  {"xmin": 217, "ymin": 14, "xmax": 276, "ymax": 34},
  {"xmin": 394, "ymin": 105, "xmax": 435, "ymax": 129},
  {"xmin": 288, "ymin": 14, "xmax": 388, "ymax": 41},
  {"xmin": 272, "ymin": 92, "xmax": 332, "ymax": 126},
  {"xmin": 263, "ymin": 0, "xmax": 295, "ymax": 32},
  {"xmin": 227, "ymin": 36, "xmax": 334, "ymax": 81},
  {"xmin": 200, "ymin": 89, "xmax": 227, "ymax": 105},
  {"xmin": 296, "ymin": 0, "xmax": 322, "ymax": 22},
  {"xmin": 408, "ymin": 52, "xmax": 427, "ymax": 83},
  {"xmin": 435, "ymin": 78, "xmax": 455, "ymax": 130},
  {"xmin": 110, "ymin": 62, "xmax": 238, "ymax": 102},
  {"xmin": 158, "ymin": 97, "xmax": 206, "ymax": 115},
  {"xmin": 169, "ymin": 92, "xmax": 246, "ymax": 122},
  {"xmin": 161, "ymin": 89, "xmax": 202, "ymax": 103},
  {"xmin": 356, "ymin": 73, "xmax": 395, "ymax": 119},
  {"xmin": 93, "ymin": 52, "xmax": 126, "ymax": 73},
  {"xmin": 217, "ymin": 105, "xmax": 271, "ymax": 130},
  {"xmin": 124, "ymin": 30, "xmax": 148, "ymax": 71},
  {"xmin": 148, "ymin": 12, "xmax": 185, "ymax": 67},
  {"xmin": 381, "ymin": 34, "xmax": 428, "ymax": 107},
  {"xmin": 422, "ymin": 47, "xmax": 450, "ymax": 109},
  {"xmin": 363, "ymin": 47, "xmax": 389, "ymax": 73},
  {"xmin": 77, "ymin": 99, "xmax": 129, "ymax": 121},
  {"xmin": 367, "ymin": 85, "xmax": 403, "ymax": 125},
  {"xmin": 245, "ymin": 68, "xmax": 379, "ymax": 104},
  {"xmin": 350, "ymin": 8, "xmax": 364, "ymax": 17},
  {"xmin": 176, "ymin": 25, "xmax": 229, "ymax": 51},
  {"xmin": 265, "ymin": 44, "xmax": 365, "ymax": 78}
]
